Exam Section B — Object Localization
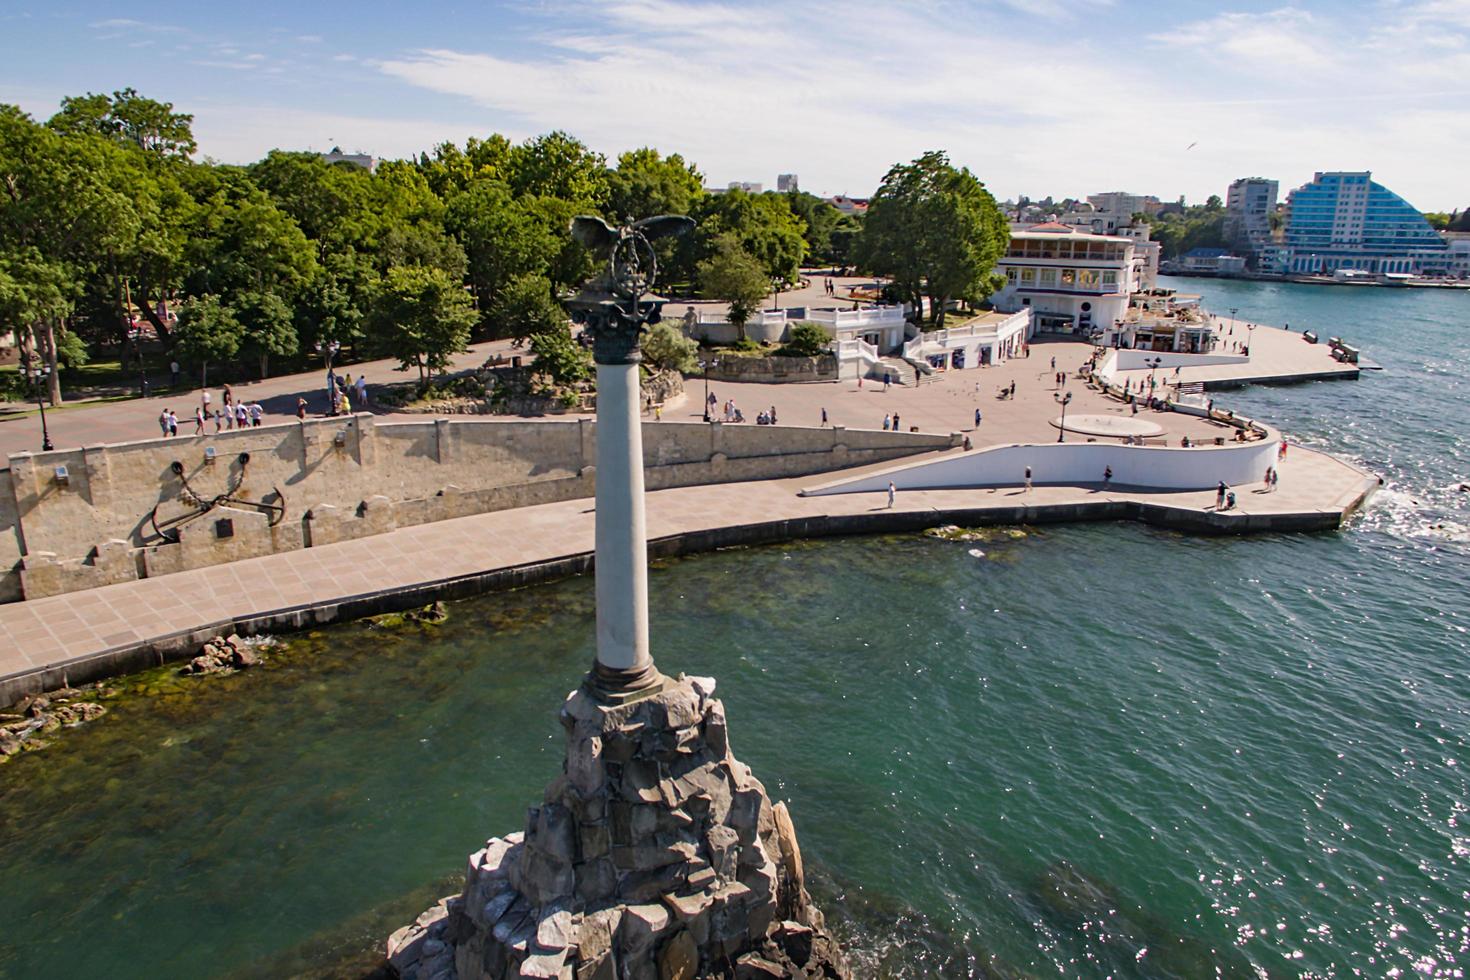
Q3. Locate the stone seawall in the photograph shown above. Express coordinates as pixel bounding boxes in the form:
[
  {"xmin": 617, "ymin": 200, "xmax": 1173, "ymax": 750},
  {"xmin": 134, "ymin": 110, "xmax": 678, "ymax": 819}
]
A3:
[
  {"xmin": 0, "ymin": 418, "xmax": 956, "ymax": 602},
  {"xmin": 705, "ymin": 354, "xmax": 837, "ymax": 384}
]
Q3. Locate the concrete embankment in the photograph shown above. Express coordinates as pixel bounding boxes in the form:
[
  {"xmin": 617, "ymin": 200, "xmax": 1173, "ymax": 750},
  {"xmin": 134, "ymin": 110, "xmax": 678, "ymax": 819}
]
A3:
[{"xmin": 0, "ymin": 448, "xmax": 1379, "ymax": 705}]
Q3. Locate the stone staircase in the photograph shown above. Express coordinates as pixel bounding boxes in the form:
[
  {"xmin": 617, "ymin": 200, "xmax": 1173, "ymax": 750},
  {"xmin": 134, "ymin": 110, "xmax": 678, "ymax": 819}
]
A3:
[{"xmin": 875, "ymin": 356, "xmax": 917, "ymax": 386}]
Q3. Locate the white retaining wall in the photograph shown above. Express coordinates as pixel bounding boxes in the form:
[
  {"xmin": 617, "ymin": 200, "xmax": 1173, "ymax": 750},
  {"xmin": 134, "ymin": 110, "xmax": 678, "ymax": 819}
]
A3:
[
  {"xmin": 1098, "ymin": 348, "xmax": 1250, "ymax": 381},
  {"xmin": 803, "ymin": 435, "xmax": 1278, "ymax": 495}
]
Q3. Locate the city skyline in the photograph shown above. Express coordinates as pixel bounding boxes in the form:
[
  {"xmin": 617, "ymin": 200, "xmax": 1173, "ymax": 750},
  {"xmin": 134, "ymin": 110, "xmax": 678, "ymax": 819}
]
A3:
[{"xmin": 2, "ymin": 0, "xmax": 1469, "ymax": 209}]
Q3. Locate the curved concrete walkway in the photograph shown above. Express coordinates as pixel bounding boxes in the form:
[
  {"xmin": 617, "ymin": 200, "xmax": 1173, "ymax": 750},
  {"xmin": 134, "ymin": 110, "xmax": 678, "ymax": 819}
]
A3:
[{"xmin": 0, "ymin": 444, "xmax": 1379, "ymax": 703}]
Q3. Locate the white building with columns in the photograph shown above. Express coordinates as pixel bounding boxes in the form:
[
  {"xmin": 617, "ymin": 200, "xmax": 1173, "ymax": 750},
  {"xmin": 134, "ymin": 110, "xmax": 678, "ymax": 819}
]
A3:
[{"xmin": 990, "ymin": 223, "xmax": 1137, "ymax": 336}]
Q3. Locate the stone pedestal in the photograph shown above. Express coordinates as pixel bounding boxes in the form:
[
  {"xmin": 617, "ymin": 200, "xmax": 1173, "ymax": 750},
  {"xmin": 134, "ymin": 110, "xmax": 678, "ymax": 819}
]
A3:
[{"xmin": 386, "ymin": 675, "xmax": 847, "ymax": 980}]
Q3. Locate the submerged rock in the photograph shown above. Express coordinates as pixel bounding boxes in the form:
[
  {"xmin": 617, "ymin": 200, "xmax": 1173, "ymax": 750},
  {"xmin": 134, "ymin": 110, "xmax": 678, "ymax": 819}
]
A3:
[
  {"xmin": 923, "ymin": 525, "xmax": 1029, "ymax": 544},
  {"xmin": 0, "ymin": 688, "xmax": 111, "ymax": 763},
  {"xmin": 179, "ymin": 634, "xmax": 270, "ymax": 676},
  {"xmin": 370, "ymin": 601, "xmax": 451, "ymax": 629}
]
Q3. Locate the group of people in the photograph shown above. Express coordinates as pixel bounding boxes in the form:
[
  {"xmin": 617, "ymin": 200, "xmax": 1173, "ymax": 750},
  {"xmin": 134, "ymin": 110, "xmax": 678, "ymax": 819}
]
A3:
[
  {"xmin": 159, "ymin": 391, "xmax": 264, "ymax": 438},
  {"xmin": 327, "ymin": 370, "xmax": 367, "ymax": 416},
  {"xmin": 755, "ymin": 406, "xmax": 778, "ymax": 425},
  {"xmin": 882, "ymin": 412, "xmax": 903, "ymax": 431},
  {"xmin": 821, "ymin": 277, "xmax": 840, "ymax": 296}
]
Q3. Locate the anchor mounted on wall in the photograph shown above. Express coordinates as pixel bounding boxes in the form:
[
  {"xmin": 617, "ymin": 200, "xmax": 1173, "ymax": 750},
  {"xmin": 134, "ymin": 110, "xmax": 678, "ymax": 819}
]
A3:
[{"xmin": 146, "ymin": 452, "xmax": 286, "ymax": 544}]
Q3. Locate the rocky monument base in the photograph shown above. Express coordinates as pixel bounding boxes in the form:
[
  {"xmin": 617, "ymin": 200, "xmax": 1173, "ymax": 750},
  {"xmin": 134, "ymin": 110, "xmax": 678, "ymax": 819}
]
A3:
[{"xmin": 386, "ymin": 674, "xmax": 848, "ymax": 980}]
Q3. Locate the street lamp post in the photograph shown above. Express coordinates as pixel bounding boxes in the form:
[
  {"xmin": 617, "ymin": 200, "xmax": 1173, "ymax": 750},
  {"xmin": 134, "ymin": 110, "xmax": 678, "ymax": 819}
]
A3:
[
  {"xmin": 700, "ymin": 356, "xmax": 718, "ymax": 422},
  {"xmin": 27, "ymin": 356, "xmax": 54, "ymax": 452},
  {"xmin": 1228, "ymin": 307, "xmax": 1238, "ymax": 335},
  {"xmin": 1055, "ymin": 391, "xmax": 1072, "ymax": 443}
]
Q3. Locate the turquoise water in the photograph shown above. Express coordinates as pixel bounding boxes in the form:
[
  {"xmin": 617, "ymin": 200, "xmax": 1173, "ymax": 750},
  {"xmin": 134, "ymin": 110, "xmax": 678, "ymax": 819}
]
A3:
[{"xmin": 1, "ymin": 280, "xmax": 1467, "ymax": 977}]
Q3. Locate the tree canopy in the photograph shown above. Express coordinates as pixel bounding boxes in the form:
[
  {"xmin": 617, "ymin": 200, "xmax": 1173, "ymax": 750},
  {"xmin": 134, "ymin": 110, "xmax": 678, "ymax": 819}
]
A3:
[{"xmin": 855, "ymin": 151, "xmax": 1008, "ymax": 328}]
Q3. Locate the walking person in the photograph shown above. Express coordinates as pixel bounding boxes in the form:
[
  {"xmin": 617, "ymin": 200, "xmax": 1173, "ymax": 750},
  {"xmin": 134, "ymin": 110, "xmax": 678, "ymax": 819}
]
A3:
[
  {"xmin": 821, "ymin": 407, "xmax": 828, "ymax": 426},
  {"xmin": 355, "ymin": 373, "xmax": 367, "ymax": 407},
  {"xmin": 974, "ymin": 408, "xmax": 982, "ymax": 427},
  {"xmin": 297, "ymin": 397, "xmax": 308, "ymax": 420},
  {"xmin": 222, "ymin": 384, "xmax": 234, "ymax": 428},
  {"xmin": 1263, "ymin": 468, "xmax": 1273, "ymax": 493},
  {"xmin": 769, "ymin": 406, "xmax": 777, "ymax": 424},
  {"xmin": 234, "ymin": 402, "xmax": 248, "ymax": 430},
  {"xmin": 1216, "ymin": 481, "xmax": 1227, "ymax": 509},
  {"xmin": 167, "ymin": 409, "xmax": 178, "ymax": 438},
  {"xmin": 213, "ymin": 408, "xmax": 223, "ymax": 433},
  {"xmin": 170, "ymin": 359, "xmax": 180, "ymax": 387},
  {"xmin": 158, "ymin": 408, "xmax": 170, "ymax": 438},
  {"xmin": 892, "ymin": 412, "xmax": 900, "ymax": 431},
  {"xmin": 1104, "ymin": 465, "xmax": 1112, "ymax": 488},
  {"xmin": 883, "ymin": 414, "xmax": 891, "ymax": 431},
  {"xmin": 887, "ymin": 481, "xmax": 896, "ymax": 509},
  {"xmin": 194, "ymin": 405, "xmax": 205, "ymax": 435},
  {"xmin": 1278, "ymin": 439, "xmax": 1288, "ymax": 460},
  {"xmin": 248, "ymin": 401, "xmax": 263, "ymax": 427},
  {"xmin": 1024, "ymin": 465, "xmax": 1033, "ymax": 492}
]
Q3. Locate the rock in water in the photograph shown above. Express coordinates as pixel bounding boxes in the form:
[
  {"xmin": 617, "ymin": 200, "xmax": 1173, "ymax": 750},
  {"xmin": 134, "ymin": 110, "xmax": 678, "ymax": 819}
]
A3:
[{"xmin": 384, "ymin": 673, "xmax": 849, "ymax": 979}]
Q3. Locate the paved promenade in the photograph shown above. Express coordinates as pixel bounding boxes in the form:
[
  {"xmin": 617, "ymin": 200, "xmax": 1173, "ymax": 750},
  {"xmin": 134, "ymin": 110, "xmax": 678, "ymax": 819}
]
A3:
[{"xmin": 0, "ymin": 443, "xmax": 1378, "ymax": 703}]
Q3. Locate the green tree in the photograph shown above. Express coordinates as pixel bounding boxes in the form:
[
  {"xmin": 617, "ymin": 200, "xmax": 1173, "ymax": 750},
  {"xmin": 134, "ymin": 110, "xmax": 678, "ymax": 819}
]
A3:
[
  {"xmin": 689, "ymin": 190, "xmax": 807, "ymax": 289},
  {"xmin": 48, "ymin": 87, "xmax": 196, "ymax": 159},
  {"xmin": 489, "ymin": 273, "xmax": 565, "ymax": 343},
  {"xmin": 1423, "ymin": 212, "xmax": 1451, "ymax": 231},
  {"xmin": 506, "ymin": 131, "xmax": 608, "ymax": 207},
  {"xmin": 698, "ymin": 234, "xmax": 769, "ymax": 342},
  {"xmin": 174, "ymin": 294, "xmax": 242, "ymax": 387},
  {"xmin": 606, "ymin": 148, "xmax": 704, "ymax": 221},
  {"xmin": 364, "ymin": 265, "xmax": 475, "ymax": 381},
  {"xmin": 641, "ymin": 321, "xmax": 698, "ymax": 373},
  {"xmin": 445, "ymin": 181, "xmax": 560, "ymax": 315},
  {"xmin": 528, "ymin": 325, "xmax": 593, "ymax": 386},
  {"xmin": 0, "ymin": 105, "xmax": 135, "ymax": 402},
  {"xmin": 855, "ymin": 150, "xmax": 1008, "ymax": 328},
  {"xmin": 233, "ymin": 289, "xmax": 296, "ymax": 378},
  {"xmin": 783, "ymin": 191, "xmax": 843, "ymax": 264}
]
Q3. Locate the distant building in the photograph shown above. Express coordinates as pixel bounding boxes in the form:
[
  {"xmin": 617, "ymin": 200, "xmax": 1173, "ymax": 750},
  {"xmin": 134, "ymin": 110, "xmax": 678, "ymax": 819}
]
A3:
[
  {"xmin": 321, "ymin": 146, "xmax": 376, "ymax": 172},
  {"xmin": 991, "ymin": 223, "xmax": 1137, "ymax": 335},
  {"xmin": 1224, "ymin": 178, "xmax": 1278, "ymax": 264},
  {"xmin": 1087, "ymin": 191, "xmax": 1161, "ymax": 218},
  {"xmin": 1444, "ymin": 233, "xmax": 1470, "ymax": 279},
  {"xmin": 1115, "ymin": 224, "xmax": 1161, "ymax": 291},
  {"xmin": 1272, "ymin": 171, "xmax": 1449, "ymax": 275},
  {"xmin": 829, "ymin": 195, "xmax": 869, "ymax": 216},
  {"xmin": 777, "ymin": 174, "xmax": 799, "ymax": 193},
  {"xmin": 1181, "ymin": 247, "xmax": 1246, "ymax": 275},
  {"xmin": 727, "ymin": 181, "xmax": 764, "ymax": 194}
]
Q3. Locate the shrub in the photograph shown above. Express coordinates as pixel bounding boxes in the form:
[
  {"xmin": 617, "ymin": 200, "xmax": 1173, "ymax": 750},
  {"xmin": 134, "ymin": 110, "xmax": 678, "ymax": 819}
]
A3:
[
  {"xmin": 641, "ymin": 321, "xmax": 698, "ymax": 373},
  {"xmin": 773, "ymin": 322, "xmax": 829, "ymax": 358}
]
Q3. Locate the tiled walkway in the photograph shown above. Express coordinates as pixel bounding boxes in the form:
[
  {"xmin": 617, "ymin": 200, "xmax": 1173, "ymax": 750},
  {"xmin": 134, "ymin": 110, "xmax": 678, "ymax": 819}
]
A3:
[{"xmin": 0, "ymin": 444, "xmax": 1378, "ymax": 700}]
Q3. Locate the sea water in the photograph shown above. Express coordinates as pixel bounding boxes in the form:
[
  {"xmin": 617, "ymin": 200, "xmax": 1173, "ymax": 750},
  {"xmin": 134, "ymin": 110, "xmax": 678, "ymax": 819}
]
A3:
[{"xmin": 0, "ymin": 279, "xmax": 1466, "ymax": 978}]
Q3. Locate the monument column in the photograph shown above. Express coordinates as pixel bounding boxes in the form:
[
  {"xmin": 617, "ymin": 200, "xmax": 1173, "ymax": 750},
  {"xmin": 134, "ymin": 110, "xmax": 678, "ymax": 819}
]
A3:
[{"xmin": 588, "ymin": 311, "xmax": 659, "ymax": 697}]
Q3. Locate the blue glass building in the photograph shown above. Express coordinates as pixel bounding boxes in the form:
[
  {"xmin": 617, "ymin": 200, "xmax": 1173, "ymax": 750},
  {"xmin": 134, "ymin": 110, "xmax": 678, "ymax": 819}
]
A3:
[{"xmin": 1277, "ymin": 172, "xmax": 1449, "ymax": 275}]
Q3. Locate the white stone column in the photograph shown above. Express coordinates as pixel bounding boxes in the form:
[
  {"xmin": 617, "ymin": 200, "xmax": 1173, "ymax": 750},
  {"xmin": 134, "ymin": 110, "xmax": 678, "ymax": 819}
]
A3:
[{"xmin": 594, "ymin": 361, "xmax": 651, "ymax": 676}]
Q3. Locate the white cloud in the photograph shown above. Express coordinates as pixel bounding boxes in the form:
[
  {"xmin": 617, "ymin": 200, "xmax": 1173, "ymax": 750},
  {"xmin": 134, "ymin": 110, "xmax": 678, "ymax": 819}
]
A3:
[
  {"xmin": 52, "ymin": 0, "xmax": 1470, "ymax": 209},
  {"xmin": 1154, "ymin": 7, "xmax": 1332, "ymax": 72}
]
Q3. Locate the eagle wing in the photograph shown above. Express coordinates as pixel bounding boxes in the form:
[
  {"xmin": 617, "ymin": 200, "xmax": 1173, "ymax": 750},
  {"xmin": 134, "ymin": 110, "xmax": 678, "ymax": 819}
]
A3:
[
  {"xmin": 632, "ymin": 214, "xmax": 696, "ymax": 242},
  {"xmin": 570, "ymin": 215, "xmax": 618, "ymax": 255}
]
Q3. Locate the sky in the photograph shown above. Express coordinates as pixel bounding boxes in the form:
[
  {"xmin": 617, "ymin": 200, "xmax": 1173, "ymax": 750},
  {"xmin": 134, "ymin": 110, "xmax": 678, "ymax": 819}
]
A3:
[{"xmin": 2, "ymin": 0, "xmax": 1468, "ymax": 210}]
